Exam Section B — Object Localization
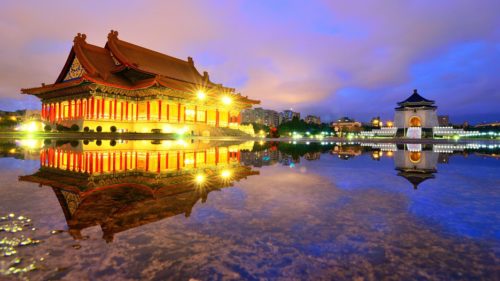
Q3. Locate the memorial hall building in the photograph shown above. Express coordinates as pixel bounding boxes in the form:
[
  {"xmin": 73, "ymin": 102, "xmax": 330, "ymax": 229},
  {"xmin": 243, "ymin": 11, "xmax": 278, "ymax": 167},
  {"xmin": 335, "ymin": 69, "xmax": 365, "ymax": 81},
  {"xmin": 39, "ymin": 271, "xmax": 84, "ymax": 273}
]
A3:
[{"xmin": 22, "ymin": 31, "xmax": 259, "ymax": 135}]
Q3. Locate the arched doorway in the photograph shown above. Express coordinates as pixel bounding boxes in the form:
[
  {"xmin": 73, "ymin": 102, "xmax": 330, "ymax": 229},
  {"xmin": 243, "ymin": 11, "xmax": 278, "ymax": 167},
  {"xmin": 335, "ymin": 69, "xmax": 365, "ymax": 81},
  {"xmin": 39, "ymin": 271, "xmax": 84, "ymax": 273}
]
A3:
[
  {"xmin": 409, "ymin": 116, "xmax": 421, "ymax": 127},
  {"xmin": 409, "ymin": 151, "xmax": 422, "ymax": 163}
]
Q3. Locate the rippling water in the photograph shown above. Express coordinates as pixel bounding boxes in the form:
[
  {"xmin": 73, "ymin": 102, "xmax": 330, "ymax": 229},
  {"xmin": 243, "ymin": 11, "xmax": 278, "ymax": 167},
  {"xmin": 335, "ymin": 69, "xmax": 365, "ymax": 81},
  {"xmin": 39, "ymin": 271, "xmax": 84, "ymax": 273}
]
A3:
[{"xmin": 0, "ymin": 139, "xmax": 498, "ymax": 280}]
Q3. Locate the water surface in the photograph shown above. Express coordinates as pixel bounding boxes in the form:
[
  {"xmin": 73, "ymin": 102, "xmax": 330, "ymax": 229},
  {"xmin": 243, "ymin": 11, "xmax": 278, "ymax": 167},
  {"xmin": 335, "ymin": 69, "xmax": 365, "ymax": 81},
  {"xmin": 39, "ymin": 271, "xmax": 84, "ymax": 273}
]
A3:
[{"xmin": 0, "ymin": 140, "xmax": 498, "ymax": 280}]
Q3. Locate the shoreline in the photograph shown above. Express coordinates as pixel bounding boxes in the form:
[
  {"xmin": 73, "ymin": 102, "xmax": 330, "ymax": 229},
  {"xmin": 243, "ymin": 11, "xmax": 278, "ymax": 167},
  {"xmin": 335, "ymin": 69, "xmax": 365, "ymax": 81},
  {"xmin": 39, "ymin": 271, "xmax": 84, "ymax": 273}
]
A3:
[{"xmin": 0, "ymin": 131, "xmax": 498, "ymax": 144}]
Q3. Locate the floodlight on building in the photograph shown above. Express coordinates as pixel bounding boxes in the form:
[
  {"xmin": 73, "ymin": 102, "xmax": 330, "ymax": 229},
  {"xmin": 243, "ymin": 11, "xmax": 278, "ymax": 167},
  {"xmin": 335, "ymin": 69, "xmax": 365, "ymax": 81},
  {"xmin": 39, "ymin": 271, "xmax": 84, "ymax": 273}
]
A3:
[
  {"xmin": 221, "ymin": 170, "xmax": 231, "ymax": 179},
  {"xmin": 197, "ymin": 90, "xmax": 206, "ymax": 100},
  {"xmin": 195, "ymin": 174, "xmax": 205, "ymax": 184},
  {"xmin": 222, "ymin": 96, "xmax": 232, "ymax": 105}
]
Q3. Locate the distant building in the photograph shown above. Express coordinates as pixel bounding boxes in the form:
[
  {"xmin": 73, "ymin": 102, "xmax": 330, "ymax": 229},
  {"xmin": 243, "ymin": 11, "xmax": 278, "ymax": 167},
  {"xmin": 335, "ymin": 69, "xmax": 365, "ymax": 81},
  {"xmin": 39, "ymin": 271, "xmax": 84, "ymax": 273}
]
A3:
[
  {"xmin": 475, "ymin": 122, "xmax": 500, "ymax": 128},
  {"xmin": 242, "ymin": 107, "xmax": 280, "ymax": 127},
  {"xmin": 280, "ymin": 110, "xmax": 300, "ymax": 123},
  {"xmin": 304, "ymin": 115, "xmax": 321, "ymax": 124},
  {"xmin": 24, "ymin": 110, "xmax": 42, "ymax": 121},
  {"xmin": 0, "ymin": 110, "xmax": 25, "ymax": 121},
  {"xmin": 438, "ymin": 115, "xmax": 449, "ymax": 126},
  {"xmin": 371, "ymin": 116, "xmax": 381, "ymax": 128},
  {"xmin": 394, "ymin": 89, "xmax": 439, "ymax": 138},
  {"xmin": 331, "ymin": 117, "xmax": 362, "ymax": 134}
]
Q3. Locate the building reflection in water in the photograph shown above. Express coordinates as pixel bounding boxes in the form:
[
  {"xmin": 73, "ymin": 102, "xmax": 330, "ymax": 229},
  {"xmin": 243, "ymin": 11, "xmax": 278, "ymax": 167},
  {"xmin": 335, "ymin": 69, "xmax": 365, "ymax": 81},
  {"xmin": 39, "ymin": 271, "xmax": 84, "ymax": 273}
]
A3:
[
  {"xmin": 19, "ymin": 140, "xmax": 259, "ymax": 242},
  {"xmin": 11, "ymin": 139, "xmax": 498, "ymax": 241},
  {"xmin": 394, "ymin": 144, "xmax": 438, "ymax": 189}
]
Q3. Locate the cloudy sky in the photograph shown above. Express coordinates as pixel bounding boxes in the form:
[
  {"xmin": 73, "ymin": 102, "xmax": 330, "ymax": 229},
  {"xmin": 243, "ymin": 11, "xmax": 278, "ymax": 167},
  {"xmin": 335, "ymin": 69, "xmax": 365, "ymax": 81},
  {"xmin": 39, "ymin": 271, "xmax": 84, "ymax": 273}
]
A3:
[{"xmin": 1, "ymin": 0, "xmax": 499, "ymax": 123}]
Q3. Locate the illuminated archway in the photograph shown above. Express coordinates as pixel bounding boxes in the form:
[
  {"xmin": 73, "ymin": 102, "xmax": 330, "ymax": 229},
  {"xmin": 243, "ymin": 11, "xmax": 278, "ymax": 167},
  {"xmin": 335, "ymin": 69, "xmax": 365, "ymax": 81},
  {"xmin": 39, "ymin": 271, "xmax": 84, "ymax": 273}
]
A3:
[
  {"xmin": 409, "ymin": 151, "xmax": 422, "ymax": 163},
  {"xmin": 409, "ymin": 116, "xmax": 421, "ymax": 127}
]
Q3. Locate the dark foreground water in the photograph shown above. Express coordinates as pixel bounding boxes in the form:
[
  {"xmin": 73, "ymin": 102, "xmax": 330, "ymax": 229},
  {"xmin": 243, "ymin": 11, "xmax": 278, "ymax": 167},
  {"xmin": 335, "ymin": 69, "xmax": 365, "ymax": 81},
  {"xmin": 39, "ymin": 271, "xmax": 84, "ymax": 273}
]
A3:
[{"xmin": 0, "ymin": 139, "xmax": 498, "ymax": 280}]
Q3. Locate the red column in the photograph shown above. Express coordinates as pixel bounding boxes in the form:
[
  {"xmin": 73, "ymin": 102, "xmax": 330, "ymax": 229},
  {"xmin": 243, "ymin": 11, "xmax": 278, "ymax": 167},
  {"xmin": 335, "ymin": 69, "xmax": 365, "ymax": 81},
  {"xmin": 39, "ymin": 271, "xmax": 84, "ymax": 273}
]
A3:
[
  {"xmin": 77, "ymin": 100, "xmax": 80, "ymax": 119},
  {"xmin": 78, "ymin": 152, "xmax": 82, "ymax": 172},
  {"xmin": 157, "ymin": 152, "xmax": 161, "ymax": 173},
  {"xmin": 166, "ymin": 104, "xmax": 170, "ymax": 121},
  {"xmin": 183, "ymin": 106, "xmax": 186, "ymax": 122},
  {"xmin": 165, "ymin": 153, "xmax": 169, "ymax": 170},
  {"xmin": 85, "ymin": 98, "xmax": 89, "ymax": 119},
  {"xmin": 120, "ymin": 152, "xmax": 123, "ymax": 170},
  {"xmin": 176, "ymin": 152, "xmax": 180, "ymax": 170},
  {"xmin": 109, "ymin": 99, "xmax": 113, "ymax": 120},
  {"xmin": 72, "ymin": 152, "xmax": 77, "ymax": 171},
  {"xmin": 100, "ymin": 153, "xmax": 104, "ymax": 173},
  {"xmin": 177, "ymin": 103, "xmax": 181, "ymax": 122},
  {"xmin": 145, "ymin": 152, "xmax": 149, "ymax": 171},
  {"xmin": 237, "ymin": 113, "xmax": 241, "ymax": 124},
  {"xmin": 194, "ymin": 106, "xmax": 198, "ymax": 123},
  {"xmin": 101, "ymin": 98, "xmax": 105, "ymax": 118},
  {"xmin": 96, "ymin": 98, "xmax": 100, "ymax": 120},
  {"xmin": 112, "ymin": 152, "xmax": 116, "ymax": 172},
  {"xmin": 89, "ymin": 153, "xmax": 94, "ymax": 174},
  {"xmin": 68, "ymin": 99, "xmax": 72, "ymax": 120},
  {"xmin": 124, "ymin": 152, "xmax": 127, "ymax": 171},
  {"xmin": 58, "ymin": 102, "xmax": 62, "ymax": 121},
  {"xmin": 90, "ymin": 97, "xmax": 95, "ymax": 119},
  {"xmin": 215, "ymin": 109, "xmax": 219, "ymax": 128},
  {"xmin": 95, "ymin": 152, "xmax": 100, "ymax": 173},
  {"xmin": 79, "ymin": 99, "xmax": 83, "ymax": 118},
  {"xmin": 215, "ymin": 147, "xmax": 219, "ymax": 164},
  {"xmin": 108, "ymin": 152, "xmax": 111, "ymax": 172},
  {"xmin": 84, "ymin": 153, "xmax": 89, "ymax": 173},
  {"xmin": 147, "ymin": 101, "xmax": 150, "ymax": 121},
  {"xmin": 136, "ymin": 103, "xmax": 139, "ymax": 121},
  {"xmin": 158, "ymin": 100, "xmax": 162, "ymax": 121},
  {"xmin": 125, "ymin": 101, "xmax": 129, "ymax": 120},
  {"xmin": 114, "ymin": 99, "xmax": 117, "ymax": 120},
  {"xmin": 135, "ymin": 152, "xmax": 138, "ymax": 170}
]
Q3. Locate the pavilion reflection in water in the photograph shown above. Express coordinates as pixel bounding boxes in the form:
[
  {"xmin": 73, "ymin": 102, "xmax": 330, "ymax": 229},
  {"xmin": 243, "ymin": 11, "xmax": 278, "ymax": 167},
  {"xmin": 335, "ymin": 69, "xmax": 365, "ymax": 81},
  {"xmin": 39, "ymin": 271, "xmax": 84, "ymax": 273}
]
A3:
[
  {"xmin": 394, "ymin": 144, "xmax": 438, "ymax": 189},
  {"xmin": 19, "ymin": 140, "xmax": 259, "ymax": 242}
]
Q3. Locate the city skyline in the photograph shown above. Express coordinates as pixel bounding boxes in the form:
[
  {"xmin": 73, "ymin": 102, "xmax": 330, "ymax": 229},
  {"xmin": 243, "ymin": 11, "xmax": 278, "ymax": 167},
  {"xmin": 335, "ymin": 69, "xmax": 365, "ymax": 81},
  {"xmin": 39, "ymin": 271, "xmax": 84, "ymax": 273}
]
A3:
[{"xmin": 1, "ymin": 1, "xmax": 499, "ymax": 123}]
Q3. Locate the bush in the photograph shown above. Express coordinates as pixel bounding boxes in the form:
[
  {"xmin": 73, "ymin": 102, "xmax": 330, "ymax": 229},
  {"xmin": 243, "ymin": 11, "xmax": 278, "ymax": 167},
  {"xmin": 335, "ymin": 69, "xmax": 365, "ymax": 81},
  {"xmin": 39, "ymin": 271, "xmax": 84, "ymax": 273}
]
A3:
[
  {"xmin": 83, "ymin": 140, "xmax": 89, "ymax": 145},
  {"xmin": 96, "ymin": 140, "xmax": 102, "ymax": 146},
  {"xmin": 110, "ymin": 140, "xmax": 116, "ymax": 146},
  {"xmin": 110, "ymin": 126, "xmax": 117, "ymax": 133},
  {"xmin": 70, "ymin": 140, "xmax": 79, "ymax": 147},
  {"xmin": 96, "ymin": 126, "xmax": 102, "ymax": 132},
  {"xmin": 70, "ymin": 124, "xmax": 79, "ymax": 131},
  {"xmin": 56, "ymin": 124, "xmax": 70, "ymax": 131},
  {"xmin": 44, "ymin": 125, "xmax": 51, "ymax": 132},
  {"xmin": 83, "ymin": 127, "xmax": 89, "ymax": 132}
]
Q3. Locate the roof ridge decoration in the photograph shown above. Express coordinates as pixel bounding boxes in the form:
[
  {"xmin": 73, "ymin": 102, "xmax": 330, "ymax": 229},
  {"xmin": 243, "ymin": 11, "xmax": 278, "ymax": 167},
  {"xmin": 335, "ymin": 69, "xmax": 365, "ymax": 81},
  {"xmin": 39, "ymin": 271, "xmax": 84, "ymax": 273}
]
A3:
[{"xmin": 71, "ymin": 32, "xmax": 101, "ymax": 79}]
